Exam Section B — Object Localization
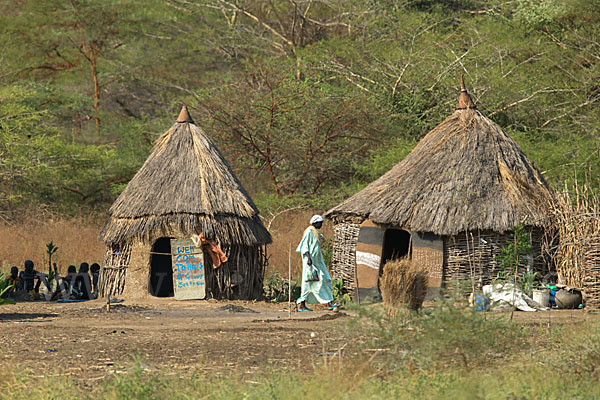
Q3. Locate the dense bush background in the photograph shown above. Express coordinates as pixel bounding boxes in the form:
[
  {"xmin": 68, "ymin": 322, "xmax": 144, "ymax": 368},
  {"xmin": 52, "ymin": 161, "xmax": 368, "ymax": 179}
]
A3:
[{"xmin": 1, "ymin": 0, "xmax": 599, "ymax": 214}]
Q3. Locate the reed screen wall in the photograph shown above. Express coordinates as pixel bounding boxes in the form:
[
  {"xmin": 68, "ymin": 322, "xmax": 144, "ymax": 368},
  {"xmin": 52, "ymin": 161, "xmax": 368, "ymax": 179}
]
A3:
[{"xmin": 331, "ymin": 223, "xmax": 360, "ymax": 294}]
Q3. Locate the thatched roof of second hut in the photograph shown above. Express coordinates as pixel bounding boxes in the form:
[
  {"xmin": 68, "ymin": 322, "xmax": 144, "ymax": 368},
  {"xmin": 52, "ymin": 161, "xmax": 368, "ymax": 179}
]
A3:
[
  {"xmin": 326, "ymin": 87, "xmax": 553, "ymax": 235},
  {"xmin": 100, "ymin": 107, "xmax": 271, "ymax": 246}
]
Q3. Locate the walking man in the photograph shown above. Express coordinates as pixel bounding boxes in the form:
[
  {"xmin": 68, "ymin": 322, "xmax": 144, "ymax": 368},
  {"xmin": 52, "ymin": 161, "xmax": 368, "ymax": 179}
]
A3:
[{"xmin": 296, "ymin": 215, "xmax": 336, "ymax": 311}]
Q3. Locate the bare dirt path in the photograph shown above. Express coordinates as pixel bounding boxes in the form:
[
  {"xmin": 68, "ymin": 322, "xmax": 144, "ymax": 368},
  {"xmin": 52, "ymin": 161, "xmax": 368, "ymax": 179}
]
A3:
[{"xmin": 0, "ymin": 299, "xmax": 348, "ymax": 381}]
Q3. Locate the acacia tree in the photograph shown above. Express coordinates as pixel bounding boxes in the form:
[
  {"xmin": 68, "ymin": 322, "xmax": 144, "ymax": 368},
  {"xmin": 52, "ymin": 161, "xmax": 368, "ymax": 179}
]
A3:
[
  {"xmin": 0, "ymin": 84, "xmax": 122, "ymax": 210},
  {"xmin": 67, "ymin": 0, "xmax": 121, "ymax": 133},
  {"xmin": 203, "ymin": 66, "xmax": 385, "ymax": 195},
  {"xmin": 17, "ymin": 0, "xmax": 123, "ymax": 138},
  {"xmin": 194, "ymin": 0, "xmax": 357, "ymax": 56}
]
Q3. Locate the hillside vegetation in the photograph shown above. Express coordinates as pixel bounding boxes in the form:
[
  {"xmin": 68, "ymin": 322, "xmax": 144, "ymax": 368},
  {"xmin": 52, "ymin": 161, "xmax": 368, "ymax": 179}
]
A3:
[{"xmin": 1, "ymin": 0, "xmax": 599, "ymax": 214}]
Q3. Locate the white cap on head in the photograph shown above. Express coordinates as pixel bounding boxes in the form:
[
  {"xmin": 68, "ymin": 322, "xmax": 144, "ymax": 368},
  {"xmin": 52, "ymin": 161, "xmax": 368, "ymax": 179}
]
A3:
[{"xmin": 310, "ymin": 215, "xmax": 324, "ymax": 224}]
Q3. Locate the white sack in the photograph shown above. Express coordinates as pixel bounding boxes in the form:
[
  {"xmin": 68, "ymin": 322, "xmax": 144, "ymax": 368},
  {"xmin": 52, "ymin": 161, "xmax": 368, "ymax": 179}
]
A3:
[{"xmin": 482, "ymin": 283, "xmax": 549, "ymax": 312}]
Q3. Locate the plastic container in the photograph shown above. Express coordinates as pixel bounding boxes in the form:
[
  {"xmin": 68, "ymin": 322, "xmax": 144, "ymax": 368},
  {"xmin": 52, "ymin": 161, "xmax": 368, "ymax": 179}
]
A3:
[
  {"xmin": 549, "ymin": 286, "xmax": 558, "ymax": 307},
  {"xmin": 474, "ymin": 294, "xmax": 490, "ymax": 311},
  {"xmin": 532, "ymin": 288, "xmax": 550, "ymax": 307}
]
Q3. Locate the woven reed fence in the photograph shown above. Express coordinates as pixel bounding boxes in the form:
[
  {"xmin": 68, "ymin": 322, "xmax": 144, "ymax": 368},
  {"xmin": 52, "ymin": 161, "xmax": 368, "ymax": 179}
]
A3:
[
  {"xmin": 331, "ymin": 223, "xmax": 360, "ymax": 294},
  {"xmin": 99, "ymin": 243, "xmax": 131, "ymax": 298},
  {"xmin": 445, "ymin": 230, "xmax": 547, "ymax": 294},
  {"xmin": 550, "ymin": 182, "xmax": 600, "ymax": 309},
  {"xmin": 330, "ymin": 224, "xmax": 549, "ymax": 297}
]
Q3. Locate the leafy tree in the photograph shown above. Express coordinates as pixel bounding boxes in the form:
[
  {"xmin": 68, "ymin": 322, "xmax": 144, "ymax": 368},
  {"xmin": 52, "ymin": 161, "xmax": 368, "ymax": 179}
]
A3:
[
  {"xmin": 0, "ymin": 0, "xmax": 599, "ymax": 213},
  {"xmin": 203, "ymin": 64, "xmax": 387, "ymax": 195},
  {"xmin": 6, "ymin": 0, "xmax": 128, "ymax": 137},
  {"xmin": 0, "ymin": 83, "xmax": 148, "ymax": 210}
]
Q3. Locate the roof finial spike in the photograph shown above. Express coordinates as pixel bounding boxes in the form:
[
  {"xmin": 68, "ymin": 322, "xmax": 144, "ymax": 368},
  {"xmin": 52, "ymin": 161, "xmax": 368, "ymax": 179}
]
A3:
[
  {"xmin": 457, "ymin": 74, "xmax": 476, "ymax": 110},
  {"xmin": 176, "ymin": 105, "xmax": 194, "ymax": 123}
]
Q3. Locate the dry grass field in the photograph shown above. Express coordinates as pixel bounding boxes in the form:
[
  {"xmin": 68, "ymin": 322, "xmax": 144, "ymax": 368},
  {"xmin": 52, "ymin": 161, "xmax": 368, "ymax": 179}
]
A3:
[
  {"xmin": 0, "ymin": 209, "xmax": 329, "ymax": 279},
  {"xmin": 0, "ymin": 213, "xmax": 106, "ymax": 275}
]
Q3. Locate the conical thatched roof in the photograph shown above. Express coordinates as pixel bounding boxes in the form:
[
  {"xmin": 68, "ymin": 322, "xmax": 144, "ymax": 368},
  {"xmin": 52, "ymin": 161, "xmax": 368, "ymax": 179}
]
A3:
[
  {"xmin": 326, "ymin": 80, "xmax": 553, "ymax": 235},
  {"xmin": 100, "ymin": 106, "xmax": 272, "ymax": 246}
]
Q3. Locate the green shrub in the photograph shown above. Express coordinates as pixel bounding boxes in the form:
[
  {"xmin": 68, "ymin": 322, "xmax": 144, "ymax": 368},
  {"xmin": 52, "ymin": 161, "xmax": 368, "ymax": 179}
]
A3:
[
  {"xmin": 350, "ymin": 299, "xmax": 528, "ymax": 372},
  {"xmin": 263, "ymin": 270, "xmax": 301, "ymax": 303},
  {"xmin": 332, "ymin": 278, "xmax": 352, "ymax": 305},
  {"xmin": 0, "ymin": 271, "xmax": 16, "ymax": 305}
]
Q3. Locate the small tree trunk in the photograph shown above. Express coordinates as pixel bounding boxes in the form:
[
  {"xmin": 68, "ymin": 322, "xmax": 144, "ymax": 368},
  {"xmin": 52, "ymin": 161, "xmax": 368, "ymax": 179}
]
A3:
[
  {"xmin": 265, "ymin": 151, "xmax": 279, "ymax": 195},
  {"xmin": 90, "ymin": 52, "xmax": 100, "ymax": 134}
]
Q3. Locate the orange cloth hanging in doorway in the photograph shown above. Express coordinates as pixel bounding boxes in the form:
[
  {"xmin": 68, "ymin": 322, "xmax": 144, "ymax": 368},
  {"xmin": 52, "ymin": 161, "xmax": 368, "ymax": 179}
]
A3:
[{"xmin": 191, "ymin": 234, "xmax": 228, "ymax": 268}]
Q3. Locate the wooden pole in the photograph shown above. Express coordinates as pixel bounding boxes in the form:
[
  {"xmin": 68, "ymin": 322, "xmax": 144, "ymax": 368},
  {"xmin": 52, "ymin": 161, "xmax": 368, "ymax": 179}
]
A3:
[{"xmin": 288, "ymin": 242, "xmax": 292, "ymax": 319}]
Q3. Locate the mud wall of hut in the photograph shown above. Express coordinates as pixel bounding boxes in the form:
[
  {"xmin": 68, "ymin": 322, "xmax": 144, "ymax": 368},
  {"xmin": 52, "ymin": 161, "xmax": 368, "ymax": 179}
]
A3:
[
  {"xmin": 100, "ymin": 241, "xmax": 268, "ymax": 300},
  {"xmin": 330, "ymin": 223, "xmax": 550, "ymax": 296},
  {"xmin": 122, "ymin": 241, "xmax": 150, "ymax": 300}
]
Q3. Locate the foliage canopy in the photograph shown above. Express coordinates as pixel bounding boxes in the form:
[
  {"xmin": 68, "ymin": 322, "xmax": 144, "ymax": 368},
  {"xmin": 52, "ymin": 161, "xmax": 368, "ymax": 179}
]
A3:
[{"xmin": 1, "ymin": 0, "xmax": 599, "ymax": 213}]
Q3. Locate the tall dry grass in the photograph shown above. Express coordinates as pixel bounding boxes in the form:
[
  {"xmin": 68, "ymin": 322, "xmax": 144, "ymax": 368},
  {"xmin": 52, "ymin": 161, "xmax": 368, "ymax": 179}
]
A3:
[
  {"xmin": 0, "ymin": 212, "xmax": 106, "ymax": 275},
  {"xmin": 380, "ymin": 258, "xmax": 429, "ymax": 311},
  {"xmin": 0, "ymin": 209, "xmax": 329, "ymax": 281}
]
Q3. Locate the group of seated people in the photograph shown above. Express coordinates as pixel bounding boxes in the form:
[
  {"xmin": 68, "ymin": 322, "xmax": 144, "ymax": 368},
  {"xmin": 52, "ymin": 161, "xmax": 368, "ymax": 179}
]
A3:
[{"xmin": 3, "ymin": 260, "xmax": 100, "ymax": 301}]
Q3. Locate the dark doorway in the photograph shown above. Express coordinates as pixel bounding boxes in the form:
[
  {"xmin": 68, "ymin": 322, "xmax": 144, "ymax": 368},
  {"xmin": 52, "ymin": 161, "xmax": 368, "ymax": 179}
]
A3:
[
  {"xmin": 149, "ymin": 237, "xmax": 174, "ymax": 297},
  {"xmin": 381, "ymin": 229, "xmax": 411, "ymax": 264}
]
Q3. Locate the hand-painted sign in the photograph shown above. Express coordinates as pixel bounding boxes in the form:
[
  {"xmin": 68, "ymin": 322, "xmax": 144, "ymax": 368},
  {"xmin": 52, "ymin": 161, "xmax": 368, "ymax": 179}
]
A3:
[{"xmin": 170, "ymin": 238, "xmax": 205, "ymax": 300}]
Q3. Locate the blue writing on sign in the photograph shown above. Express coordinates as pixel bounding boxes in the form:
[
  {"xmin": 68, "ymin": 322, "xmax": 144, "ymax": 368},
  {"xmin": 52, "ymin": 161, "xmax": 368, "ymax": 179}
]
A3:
[
  {"xmin": 177, "ymin": 280, "xmax": 206, "ymax": 289},
  {"xmin": 176, "ymin": 246, "xmax": 196, "ymax": 254},
  {"xmin": 176, "ymin": 254, "xmax": 196, "ymax": 263}
]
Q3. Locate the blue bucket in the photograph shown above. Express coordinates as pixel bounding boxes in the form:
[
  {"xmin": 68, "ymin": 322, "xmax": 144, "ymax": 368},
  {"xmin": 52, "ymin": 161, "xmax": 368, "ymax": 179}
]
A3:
[
  {"xmin": 549, "ymin": 289, "xmax": 558, "ymax": 307},
  {"xmin": 475, "ymin": 294, "xmax": 490, "ymax": 311}
]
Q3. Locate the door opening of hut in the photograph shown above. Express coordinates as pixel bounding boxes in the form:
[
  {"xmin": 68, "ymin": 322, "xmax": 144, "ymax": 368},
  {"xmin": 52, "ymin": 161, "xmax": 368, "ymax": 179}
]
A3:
[
  {"xmin": 381, "ymin": 229, "xmax": 411, "ymax": 265},
  {"xmin": 150, "ymin": 237, "xmax": 174, "ymax": 297}
]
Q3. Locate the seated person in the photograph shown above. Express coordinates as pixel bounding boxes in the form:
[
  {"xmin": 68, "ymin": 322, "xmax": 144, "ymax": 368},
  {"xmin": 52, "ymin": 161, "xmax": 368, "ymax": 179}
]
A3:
[
  {"xmin": 51, "ymin": 265, "xmax": 77, "ymax": 300},
  {"xmin": 1, "ymin": 266, "xmax": 19, "ymax": 297},
  {"xmin": 19, "ymin": 260, "xmax": 42, "ymax": 293},
  {"xmin": 72, "ymin": 263, "xmax": 93, "ymax": 300},
  {"xmin": 7, "ymin": 266, "xmax": 18, "ymax": 289},
  {"xmin": 90, "ymin": 263, "xmax": 100, "ymax": 298}
]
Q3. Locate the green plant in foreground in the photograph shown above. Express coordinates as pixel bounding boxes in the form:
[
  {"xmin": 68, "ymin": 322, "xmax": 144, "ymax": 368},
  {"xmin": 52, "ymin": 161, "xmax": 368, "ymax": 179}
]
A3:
[
  {"xmin": 45, "ymin": 241, "xmax": 58, "ymax": 292},
  {"xmin": 264, "ymin": 270, "xmax": 300, "ymax": 303},
  {"xmin": 3, "ymin": 319, "xmax": 600, "ymax": 399},
  {"xmin": 332, "ymin": 278, "xmax": 352, "ymax": 305},
  {"xmin": 519, "ymin": 270, "xmax": 538, "ymax": 297},
  {"xmin": 494, "ymin": 224, "xmax": 535, "ymax": 291},
  {"xmin": 0, "ymin": 271, "xmax": 16, "ymax": 305},
  {"xmin": 496, "ymin": 224, "xmax": 532, "ymax": 270}
]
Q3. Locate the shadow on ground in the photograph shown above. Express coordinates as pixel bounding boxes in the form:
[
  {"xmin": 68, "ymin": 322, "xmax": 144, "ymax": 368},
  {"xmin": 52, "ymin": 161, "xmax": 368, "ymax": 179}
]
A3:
[{"xmin": 0, "ymin": 312, "xmax": 58, "ymax": 321}]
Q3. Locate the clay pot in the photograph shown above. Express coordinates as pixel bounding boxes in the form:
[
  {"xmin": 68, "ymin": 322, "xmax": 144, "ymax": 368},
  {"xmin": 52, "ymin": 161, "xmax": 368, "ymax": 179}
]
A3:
[{"xmin": 554, "ymin": 289, "xmax": 582, "ymax": 309}]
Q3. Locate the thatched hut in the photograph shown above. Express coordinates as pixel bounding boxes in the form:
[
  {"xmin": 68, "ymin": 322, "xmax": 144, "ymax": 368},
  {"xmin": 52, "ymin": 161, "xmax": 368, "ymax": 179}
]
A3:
[
  {"xmin": 325, "ymin": 78, "xmax": 553, "ymax": 301},
  {"xmin": 99, "ymin": 106, "xmax": 271, "ymax": 300}
]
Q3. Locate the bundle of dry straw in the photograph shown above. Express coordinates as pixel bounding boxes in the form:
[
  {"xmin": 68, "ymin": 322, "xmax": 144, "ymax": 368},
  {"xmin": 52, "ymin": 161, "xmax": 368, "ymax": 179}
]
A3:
[{"xmin": 380, "ymin": 258, "xmax": 429, "ymax": 311}]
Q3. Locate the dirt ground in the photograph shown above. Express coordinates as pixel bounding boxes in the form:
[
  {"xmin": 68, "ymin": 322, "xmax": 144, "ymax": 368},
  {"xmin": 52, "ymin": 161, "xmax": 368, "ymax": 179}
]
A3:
[
  {"xmin": 0, "ymin": 299, "xmax": 349, "ymax": 383},
  {"xmin": 0, "ymin": 298, "xmax": 592, "ymax": 385}
]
